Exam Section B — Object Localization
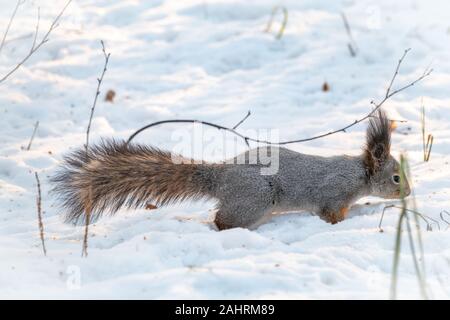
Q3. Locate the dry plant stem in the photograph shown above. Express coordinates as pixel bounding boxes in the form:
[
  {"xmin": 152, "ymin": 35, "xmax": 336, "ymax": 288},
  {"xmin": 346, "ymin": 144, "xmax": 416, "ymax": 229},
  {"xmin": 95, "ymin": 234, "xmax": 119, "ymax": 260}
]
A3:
[
  {"xmin": 386, "ymin": 48, "xmax": 411, "ymax": 98},
  {"xmin": 85, "ymin": 40, "xmax": 111, "ymax": 153},
  {"xmin": 421, "ymin": 98, "xmax": 426, "ymax": 160},
  {"xmin": 82, "ymin": 187, "xmax": 93, "ymax": 258},
  {"xmin": 390, "ymin": 207, "xmax": 404, "ymax": 299},
  {"xmin": 440, "ymin": 210, "xmax": 450, "ymax": 227},
  {"xmin": 128, "ymin": 49, "xmax": 432, "ymax": 146},
  {"xmin": 421, "ymin": 99, "xmax": 434, "ymax": 161},
  {"xmin": 26, "ymin": 120, "xmax": 39, "ymax": 151},
  {"xmin": 34, "ymin": 172, "xmax": 47, "ymax": 256},
  {"xmin": 390, "ymin": 155, "xmax": 428, "ymax": 300},
  {"xmin": 404, "ymin": 212, "xmax": 428, "ymax": 299},
  {"xmin": 0, "ymin": 0, "xmax": 72, "ymax": 84},
  {"xmin": 0, "ymin": 0, "xmax": 25, "ymax": 54},
  {"xmin": 265, "ymin": 6, "xmax": 288, "ymax": 40},
  {"xmin": 233, "ymin": 110, "xmax": 251, "ymax": 129},
  {"xmin": 439, "ymin": 211, "xmax": 450, "ymax": 231},
  {"xmin": 340, "ymin": 12, "xmax": 357, "ymax": 57},
  {"xmin": 425, "ymin": 135, "xmax": 433, "ymax": 161},
  {"xmin": 379, "ymin": 205, "xmax": 440, "ymax": 231},
  {"xmin": 390, "ymin": 155, "xmax": 409, "ymax": 299},
  {"xmin": 407, "ymin": 178, "xmax": 428, "ymax": 298},
  {"xmin": 82, "ymin": 41, "xmax": 110, "ymax": 257},
  {"xmin": 406, "ymin": 160, "xmax": 427, "ymax": 285},
  {"xmin": 31, "ymin": 7, "xmax": 41, "ymax": 52}
]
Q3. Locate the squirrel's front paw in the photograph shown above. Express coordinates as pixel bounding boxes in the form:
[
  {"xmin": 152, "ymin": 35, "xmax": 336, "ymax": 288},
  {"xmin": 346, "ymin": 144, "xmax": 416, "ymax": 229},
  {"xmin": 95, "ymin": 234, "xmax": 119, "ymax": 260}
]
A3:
[{"xmin": 320, "ymin": 207, "xmax": 349, "ymax": 224}]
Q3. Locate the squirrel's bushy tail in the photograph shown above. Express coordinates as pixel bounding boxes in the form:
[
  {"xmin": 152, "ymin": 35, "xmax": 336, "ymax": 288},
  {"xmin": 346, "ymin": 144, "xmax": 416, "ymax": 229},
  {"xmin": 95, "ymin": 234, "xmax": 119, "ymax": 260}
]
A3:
[{"xmin": 50, "ymin": 139, "xmax": 219, "ymax": 224}]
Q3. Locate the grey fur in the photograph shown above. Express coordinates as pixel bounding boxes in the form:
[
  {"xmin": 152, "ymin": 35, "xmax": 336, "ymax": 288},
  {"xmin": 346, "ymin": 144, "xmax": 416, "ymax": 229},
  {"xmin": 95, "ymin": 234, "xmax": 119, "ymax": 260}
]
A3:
[{"xmin": 51, "ymin": 110, "xmax": 410, "ymax": 229}]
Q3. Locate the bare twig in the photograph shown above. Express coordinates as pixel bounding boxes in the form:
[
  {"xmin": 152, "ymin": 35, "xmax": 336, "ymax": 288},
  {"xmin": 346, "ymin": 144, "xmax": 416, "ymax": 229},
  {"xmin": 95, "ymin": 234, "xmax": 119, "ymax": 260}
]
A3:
[
  {"xmin": 379, "ymin": 205, "xmax": 440, "ymax": 232},
  {"xmin": 31, "ymin": 7, "xmax": 41, "ymax": 52},
  {"xmin": 82, "ymin": 41, "xmax": 110, "ymax": 257},
  {"xmin": 439, "ymin": 210, "xmax": 450, "ymax": 227},
  {"xmin": 386, "ymin": 48, "xmax": 410, "ymax": 98},
  {"xmin": 233, "ymin": 110, "xmax": 251, "ymax": 129},
  {"xmin": 26, "ymin": 120, "xmax": 39, "ymax": 151},
  {"xmin": 0, "ymin": 0, "xmax": 25, "ymax": 55},
  {"xmin": 128, "ymin": 49, "xmax": 432, "ymax": 145},
  {"xmin": 85, "ymin": 40, "xmax": 111, "ymax": 153},
  {"xmin": 0, "ymin": 0, "xmax": 72, "ymax": 84},
  {"xmin": 81, "ymin": 187, "xmax": 92, "ymax": 257},
  {"xmin": 340, "ymin": 12, "xmax": 357, "ymax": 57},
  {"xmin": 34, "ymin": 172, "xmax": 47, "ymax": 256}
]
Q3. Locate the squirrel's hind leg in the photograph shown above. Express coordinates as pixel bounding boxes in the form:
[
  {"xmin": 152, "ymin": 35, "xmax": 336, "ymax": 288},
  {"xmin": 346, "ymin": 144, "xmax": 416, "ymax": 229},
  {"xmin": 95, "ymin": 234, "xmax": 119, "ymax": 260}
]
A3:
[
  {"xmin": 213, "ymin": 167, "xmax": 276, "ymax": 230},
  {"xmin": 214, "ymin": 199, "xmax": 274, "ymax": 230}
]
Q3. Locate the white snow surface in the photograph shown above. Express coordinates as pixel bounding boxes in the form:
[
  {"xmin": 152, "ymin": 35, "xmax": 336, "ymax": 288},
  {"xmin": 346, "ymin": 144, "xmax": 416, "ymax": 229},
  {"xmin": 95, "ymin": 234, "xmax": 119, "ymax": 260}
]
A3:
[{"xmin": 0, "ymin": 0, "xmax": 450, "ymax": 299}]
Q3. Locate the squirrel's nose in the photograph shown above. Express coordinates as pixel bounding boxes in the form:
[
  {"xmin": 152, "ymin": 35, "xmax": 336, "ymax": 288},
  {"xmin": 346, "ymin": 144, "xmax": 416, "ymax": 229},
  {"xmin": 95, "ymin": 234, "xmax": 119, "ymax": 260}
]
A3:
[{"xmin": 404, "ymin": 185, "xmax": 411, "ymax": 197}]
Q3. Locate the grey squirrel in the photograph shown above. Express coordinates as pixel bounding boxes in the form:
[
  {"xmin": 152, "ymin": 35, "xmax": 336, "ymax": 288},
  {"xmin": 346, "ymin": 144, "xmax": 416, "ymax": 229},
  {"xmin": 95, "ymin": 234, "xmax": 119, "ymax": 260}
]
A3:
[{"xmin": 51, "ymin": 110, "xmax": 410, "ymax": 230}]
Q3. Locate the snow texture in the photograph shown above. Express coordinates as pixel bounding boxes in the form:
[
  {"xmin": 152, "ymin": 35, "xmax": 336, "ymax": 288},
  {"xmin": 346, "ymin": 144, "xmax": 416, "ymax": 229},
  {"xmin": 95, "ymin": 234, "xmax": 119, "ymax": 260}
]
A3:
[{"xmin": 0, "ymin": 0, "xmax": 449, "ymax": 299}]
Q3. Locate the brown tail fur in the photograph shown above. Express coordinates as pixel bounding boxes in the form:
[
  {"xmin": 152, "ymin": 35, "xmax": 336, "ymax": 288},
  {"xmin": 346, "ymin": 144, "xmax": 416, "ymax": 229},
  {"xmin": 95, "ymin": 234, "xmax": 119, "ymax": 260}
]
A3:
[{"xmin": 50, "ymin": 139, "xmax": 219, "ymax": 224}]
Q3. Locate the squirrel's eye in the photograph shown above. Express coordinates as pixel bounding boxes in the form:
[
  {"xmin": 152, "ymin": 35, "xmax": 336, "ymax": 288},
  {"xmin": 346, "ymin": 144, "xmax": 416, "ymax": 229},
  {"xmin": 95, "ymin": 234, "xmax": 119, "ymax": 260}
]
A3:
[{"xmin": 392, "ymin": 174, "xmax": 401, "ymax": 184}]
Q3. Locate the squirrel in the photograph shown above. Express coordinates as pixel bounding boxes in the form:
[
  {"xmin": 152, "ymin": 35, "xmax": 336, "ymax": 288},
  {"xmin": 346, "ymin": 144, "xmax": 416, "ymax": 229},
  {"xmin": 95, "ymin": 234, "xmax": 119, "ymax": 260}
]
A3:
[{"xmin": 51, "ymin": 110, "xmax": 410, "ymax": 230}]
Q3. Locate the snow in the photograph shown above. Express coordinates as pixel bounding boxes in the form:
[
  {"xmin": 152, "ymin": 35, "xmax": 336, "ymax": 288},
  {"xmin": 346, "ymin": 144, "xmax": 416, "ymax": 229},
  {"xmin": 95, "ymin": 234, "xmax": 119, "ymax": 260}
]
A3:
[{"xmin": 1, "ymin": 0, "xmax": 450, "ymax": 299}]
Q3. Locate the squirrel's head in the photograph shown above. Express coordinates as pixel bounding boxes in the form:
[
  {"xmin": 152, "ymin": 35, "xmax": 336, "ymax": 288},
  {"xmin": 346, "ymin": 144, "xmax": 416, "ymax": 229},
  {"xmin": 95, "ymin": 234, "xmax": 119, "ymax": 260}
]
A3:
[{"xmin": 363, "ymin": 110, "xmax": 411, "ymax": 199}]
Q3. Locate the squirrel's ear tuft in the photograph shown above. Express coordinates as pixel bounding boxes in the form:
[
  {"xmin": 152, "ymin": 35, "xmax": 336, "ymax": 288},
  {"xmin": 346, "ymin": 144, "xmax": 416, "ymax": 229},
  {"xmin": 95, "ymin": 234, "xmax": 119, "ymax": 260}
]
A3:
[{"xmin": 364, "ymin": 109, "xmax": 391, "ymax": 175}]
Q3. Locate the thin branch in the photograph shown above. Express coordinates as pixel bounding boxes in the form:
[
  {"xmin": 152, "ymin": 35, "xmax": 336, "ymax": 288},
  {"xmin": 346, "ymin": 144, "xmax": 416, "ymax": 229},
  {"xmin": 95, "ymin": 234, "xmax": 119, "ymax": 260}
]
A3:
[
  {"xmin": 0, "ymin": 0, "xmax": 25, "ymax": 55},
  {"xmin": 26, "ymin": 120, "xmax": 39, "ymax": 151},
  {"xmin": 379, "ymin": 205, "xmax": 440, "ymax": 232},
  {"xmin": 386, "ymin": 48, "xmax": 410, "ymax": 98},
  {"xmin": 82, "ymin": 41, "xmax": 110, "ymax": 257},
  {"xmin": 233, "ymin": 110, "xmax": 251, "ymax": 129},
  {"xmin": 0, "ymin": 0, "xmax": 72, "ymax": 84},
  {"xmin": 439, "ymin": 210, "xmax": 450, "ymax": 227},
  {"xmin": 128, "ymin": 49, "xmax": 432, "ymax": 146},
  {"xmin": 85, "ymin": 40, "xmax": 111, "ymax": 153},
  {"xmin": 34, "ymin": 172, "xmax": 47, "ymax": 256},
  {"xmin": 81, "ymin": 187, "xmax": 92, "ymax": 257},
  {"xmin": 31, "ymin": 7, "xmax": 41, "ymax": 52}
]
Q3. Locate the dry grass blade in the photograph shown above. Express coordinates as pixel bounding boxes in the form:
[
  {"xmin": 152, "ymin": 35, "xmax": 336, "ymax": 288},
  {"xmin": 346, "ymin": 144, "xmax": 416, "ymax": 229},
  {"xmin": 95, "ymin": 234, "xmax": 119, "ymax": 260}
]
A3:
[
  {"xmin": 265, "ymin": 6, "xmax": 288, "ymax": 40},
  {"xmin": 425, "ymin": 134, "xmax": 433, "ymax": 162},
  {"xmin": 421, "ymin": 99, "xmax": 434, "ymax": 162},
  {"xmin": 389, "ymin": 154, "xmax": 428, "ymax": 299}
]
